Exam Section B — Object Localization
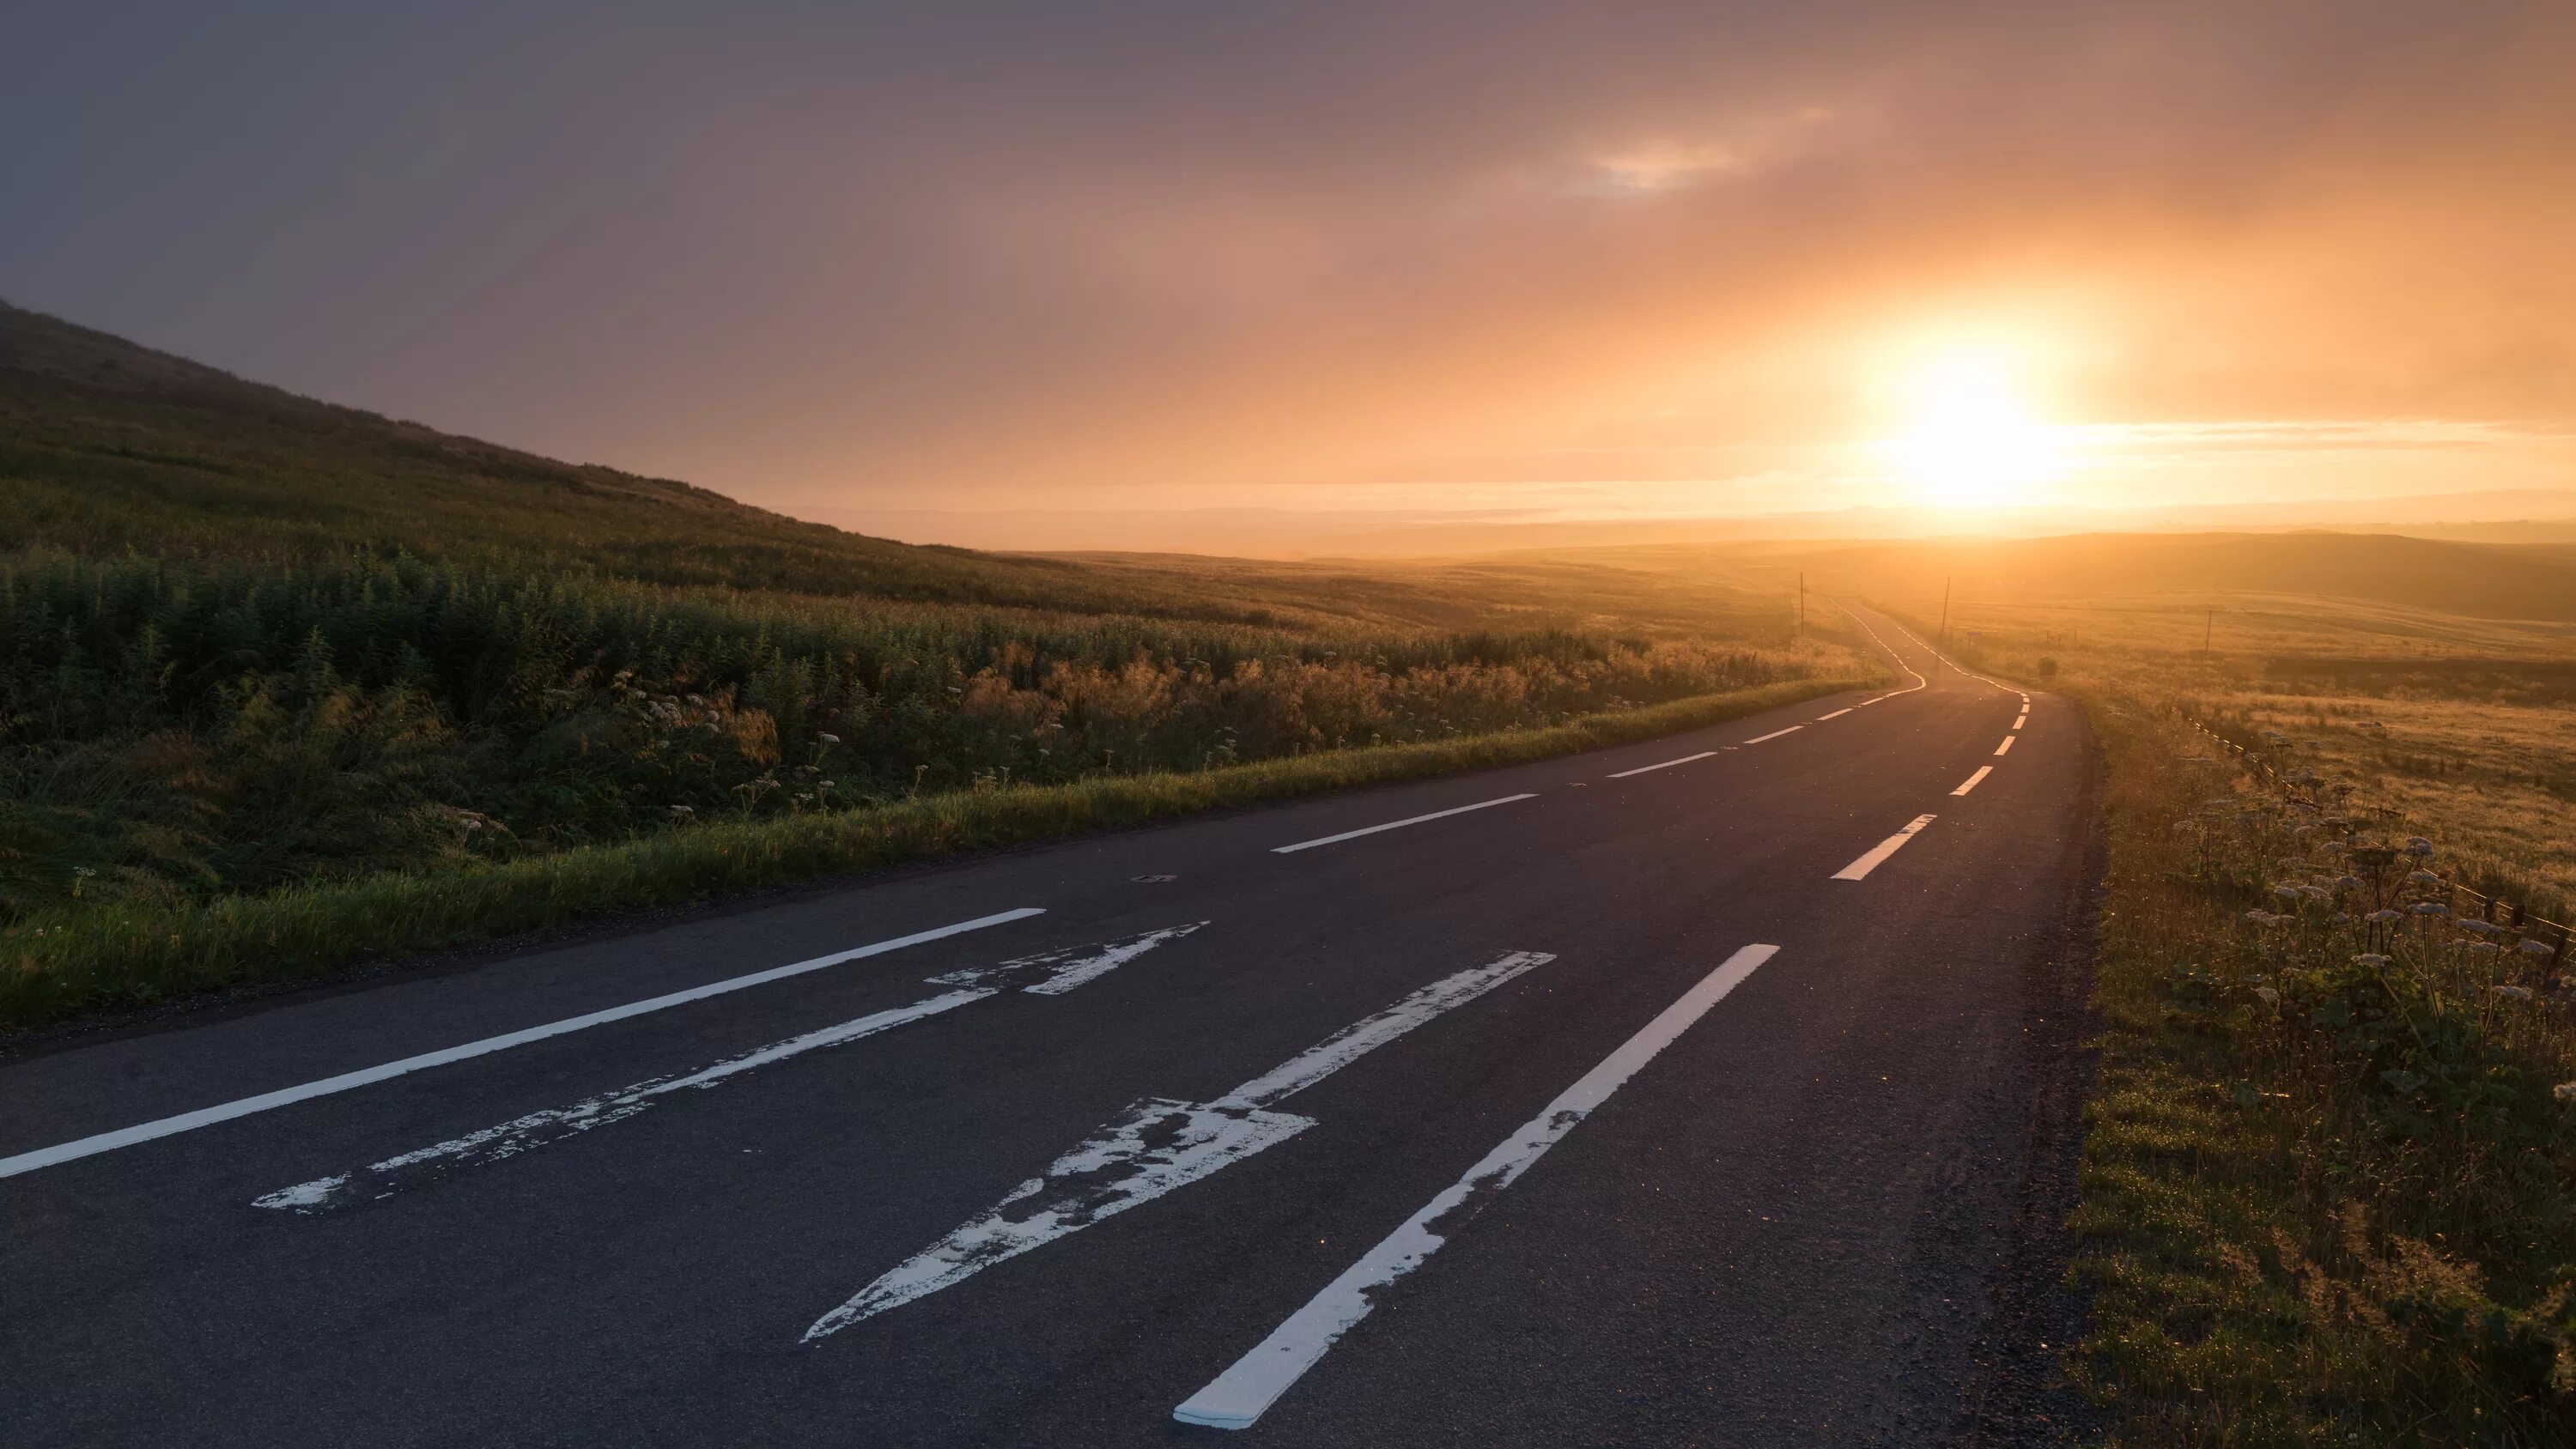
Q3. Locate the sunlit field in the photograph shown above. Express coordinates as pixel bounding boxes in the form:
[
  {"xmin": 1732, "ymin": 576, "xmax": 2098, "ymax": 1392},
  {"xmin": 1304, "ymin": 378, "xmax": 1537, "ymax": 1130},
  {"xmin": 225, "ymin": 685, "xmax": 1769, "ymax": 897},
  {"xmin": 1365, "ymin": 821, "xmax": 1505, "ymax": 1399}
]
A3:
[
  {"xmin": 1891, "ymin": 588, "xmax": 2576, "ymax": 919},
  {"xmin": 1850, "ymin": 569, "xmax": 2576, "ymax": 1441}
]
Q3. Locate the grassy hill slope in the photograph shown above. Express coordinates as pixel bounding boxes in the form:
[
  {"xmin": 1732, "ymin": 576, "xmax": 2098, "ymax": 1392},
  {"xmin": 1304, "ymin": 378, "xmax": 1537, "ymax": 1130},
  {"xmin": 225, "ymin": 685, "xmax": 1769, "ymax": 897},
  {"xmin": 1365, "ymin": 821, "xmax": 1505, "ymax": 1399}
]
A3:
[
  {"xmin": 0, "ymin": 300, "xmax": 1236, "ymax": 615},
  {"xmin": 0, "ymin": 304, "xmax": 1862, "ymax": 1022}
]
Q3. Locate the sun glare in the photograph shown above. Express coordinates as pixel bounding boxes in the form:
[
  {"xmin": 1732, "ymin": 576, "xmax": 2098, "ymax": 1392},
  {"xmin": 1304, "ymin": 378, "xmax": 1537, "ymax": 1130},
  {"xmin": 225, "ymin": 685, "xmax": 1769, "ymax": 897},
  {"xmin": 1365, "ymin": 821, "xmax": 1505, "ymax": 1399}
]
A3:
[{"xmin": 1881, "ymin": 349, "xmax": 2067, "ymax": 510}]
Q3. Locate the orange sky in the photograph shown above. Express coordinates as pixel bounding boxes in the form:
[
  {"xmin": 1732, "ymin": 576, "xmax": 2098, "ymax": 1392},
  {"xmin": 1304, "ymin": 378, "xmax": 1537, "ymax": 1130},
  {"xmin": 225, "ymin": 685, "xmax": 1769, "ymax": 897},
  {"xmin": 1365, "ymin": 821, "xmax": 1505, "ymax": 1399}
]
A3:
[{"xmin": 8, "ymin": 3, "xmax": 2573, "ymax": 552}]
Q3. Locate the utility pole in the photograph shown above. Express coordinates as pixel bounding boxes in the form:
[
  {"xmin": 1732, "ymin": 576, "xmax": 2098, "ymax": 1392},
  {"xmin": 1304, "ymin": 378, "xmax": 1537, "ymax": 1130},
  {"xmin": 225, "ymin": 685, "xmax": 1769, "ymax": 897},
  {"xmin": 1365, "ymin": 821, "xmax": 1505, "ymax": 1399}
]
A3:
[
  {"xmin": 1937, "ymin": 576, "xmax": 1951, "ymax": 646},
  {"xmin": 1797, "ymin": 573, "xmax": 1805, "ymax": 634},
  {"xmin": 2204, "ymin": 608, "xmax": 2215, "ymax": 658}
]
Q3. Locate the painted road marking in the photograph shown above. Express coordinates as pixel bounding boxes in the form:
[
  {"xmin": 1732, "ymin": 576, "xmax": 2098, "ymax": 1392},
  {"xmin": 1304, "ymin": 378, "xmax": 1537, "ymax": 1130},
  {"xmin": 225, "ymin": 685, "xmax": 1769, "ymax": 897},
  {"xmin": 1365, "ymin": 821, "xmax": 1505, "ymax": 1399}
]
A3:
[
  {"xmin": 1742, "ymin": 725, "xmax": 1803, "ymax": 744},
  {"xmin": 1607, "ymin": 751, "xmax": 1717, "ymax": 779},
  {"xmin": 1832, "ymin": 815, "xmax": 1936, "ymax": 881},
  {"xmin": 1814, "ymin": 707, "xmax": 1853, "ymax": 720},
  {"xmin": 1272, "ymin": 796, "xmax": 1537, "ymax": 854},
  {"xmin": 0, "ymin": 909, "xmax": 1047, "ymax": 1181},
  {"xmin": 1995, "ymin": 736, "xmax": 2016, "ymax": 755},
  {"xmin": 1951, "ymin": 767, "xmax": 1993, "ymax": 796},
  {"xmin": 1173, "ymin": 942, "xmax": 1782, "ymax": 1430},
  {"xmin": 252, "ymin": 925, "xmax": 1200, "ymax": 1216},
  {"xmin": 802, "ymin": 950, "xmax": 1555, "ymax": 1341},
  {"xmin": 1836, "ymin": 605, "xmax": 1929, "ymax": 703}
]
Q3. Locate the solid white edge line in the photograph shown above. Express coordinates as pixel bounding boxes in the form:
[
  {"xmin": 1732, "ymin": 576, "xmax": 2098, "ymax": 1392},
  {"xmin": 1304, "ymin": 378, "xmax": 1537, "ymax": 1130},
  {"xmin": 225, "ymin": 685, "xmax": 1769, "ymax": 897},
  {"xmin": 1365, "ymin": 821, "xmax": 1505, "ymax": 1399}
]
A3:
[
  {"xmin": 0, "ymin": 907, "xmax": 1048, "ymax": 1179},
  {"xmin": 1606, "ymin": 750, "xmax": 1717, "ymax": 779},
  {"xmin": 1995, "ymin": 735, "xmax": 2016, "ymax": 755},
  {"xmin": 1270, "ymin": 794, "xmax": 1537, "ymax": 853},
  {"xmin": 1814, "ymin": 707, "xmax": 1853, "ymax": 720},
  {"xmin": 1741, "ymin": 725, "xmax": 1802, "ymax": 744},
  {"xmin": 1951, "ymin": 766, "xmax": 1994, "ymax": 797},
  {"xmin": 1172, "ymin": 943, "xmax": 1782, "ymax": 1430},
  {"xmin": 1831, "ymin": 814, "xmax": 1937, "ymax": 881}
]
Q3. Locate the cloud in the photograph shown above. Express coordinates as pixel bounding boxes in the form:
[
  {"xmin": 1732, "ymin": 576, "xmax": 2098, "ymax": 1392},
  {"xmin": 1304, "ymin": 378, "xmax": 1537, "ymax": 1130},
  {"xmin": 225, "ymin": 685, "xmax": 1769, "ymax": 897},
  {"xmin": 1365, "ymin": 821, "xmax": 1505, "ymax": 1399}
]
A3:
[{"xmin": 3, "ymin": 1, "xmax": 2572, "ymax": 527}]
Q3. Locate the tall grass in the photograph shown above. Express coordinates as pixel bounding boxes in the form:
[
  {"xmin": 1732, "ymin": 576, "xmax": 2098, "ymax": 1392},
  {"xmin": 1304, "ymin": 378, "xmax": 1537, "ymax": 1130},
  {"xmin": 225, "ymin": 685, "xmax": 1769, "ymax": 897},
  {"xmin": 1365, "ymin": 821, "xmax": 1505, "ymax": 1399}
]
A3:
[
  {"xmin": 0, "ymin": 675, "xmax": 1864, "ymax": 1024},
  {"xmin": 0, "ymin": 549, "xmax": 1836, "ymax": 926},
  {"xmin": 2069, "ymin": 685, "xmax": 2576, "ymax": 1442}
]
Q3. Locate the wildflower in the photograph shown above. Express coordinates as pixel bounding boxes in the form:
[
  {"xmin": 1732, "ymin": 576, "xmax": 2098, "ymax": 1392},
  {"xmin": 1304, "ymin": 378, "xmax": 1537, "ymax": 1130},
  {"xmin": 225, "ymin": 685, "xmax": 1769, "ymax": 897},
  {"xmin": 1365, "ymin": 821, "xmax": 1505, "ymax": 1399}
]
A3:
[
  {"xmin": 817, "ymin": 732, "xmax": 840, "ymax": 743},
  {"xmin": 2465, "ymin": 942, "xmax": 2500, "ymax": 958},
  {"xmin": 2458, "ymin": 918, "xmax": 2500, "ymax": 936},
  {"xmin": 2366, "ymin": 909, "xmax": 2404, "ymax": 924},
  {"xmin": 2245, "ymin": 909, "xmax": 2285, "ymax": 926},
  {"xmin": 2403, "ymin": 837, "xmax": 2433, "ymax": 856},
  {"xmin": 2269, "ymin": 885, "xmax": 2301, "ymax": 901},
  {"xmin": 669, "ymin": 804, "xmax": 695, "ymax": 815},
  {"xmin": 2334, "ymin": 876, "xmax": 2364, "ymax": 891},
  {"xmin": 819, "ymin": 781, "xmax": 835, "ymax": 791},
  {"xmin": 2255, "ymin": 985, "xmax": 2281, "ymax": 1006},
  {"xmin": 2410, "ymin": 901, "xmax": 2449, "ymax": 917},
  {"xmin": 2555, "ymin": 1082, "xmax": 2576, "ymax": 1103},
  {"xmin": 2521, "ymin": 938, "xmax": 2558, "ymax": 959},
  {"xmin": 2405, "ymin": 870, "xmax": 2441, "ymax": 886},
  {"xmin": 2351, "ymin": 953, "xmax": 2391, "ymax": 968},
  {"xmin": 2491, "ymin": 985, "xmax": 2534, "ymax": 1000}
]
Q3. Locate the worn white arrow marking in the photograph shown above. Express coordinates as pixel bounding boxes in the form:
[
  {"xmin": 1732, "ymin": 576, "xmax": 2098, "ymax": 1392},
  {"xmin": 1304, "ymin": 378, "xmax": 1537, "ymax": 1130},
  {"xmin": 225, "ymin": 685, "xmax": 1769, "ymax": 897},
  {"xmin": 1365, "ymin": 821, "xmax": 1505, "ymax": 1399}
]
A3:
[
  {"xmin": 254, "ymin": 925, "xmax": 1203, "ymax": 1216},
  {"xmin": 799, "ymin": 949, "xmax": 1555, "ymax": 1342},
  {"xmin": 1174, "ymin": 943, "xmax": 1778, "ymax": 1429}
]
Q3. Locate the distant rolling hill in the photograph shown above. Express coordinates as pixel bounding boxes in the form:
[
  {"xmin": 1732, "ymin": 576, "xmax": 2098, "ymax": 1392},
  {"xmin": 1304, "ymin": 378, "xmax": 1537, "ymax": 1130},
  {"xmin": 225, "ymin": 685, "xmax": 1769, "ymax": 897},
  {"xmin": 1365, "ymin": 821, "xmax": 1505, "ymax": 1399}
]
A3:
[
  {"xmin": 1576, "ymin": 532, "xmax": 2576, "ymax": 626},
  {"xmin": 0, "ymin": 300, "xmax": 1224, "ymax": 615}
]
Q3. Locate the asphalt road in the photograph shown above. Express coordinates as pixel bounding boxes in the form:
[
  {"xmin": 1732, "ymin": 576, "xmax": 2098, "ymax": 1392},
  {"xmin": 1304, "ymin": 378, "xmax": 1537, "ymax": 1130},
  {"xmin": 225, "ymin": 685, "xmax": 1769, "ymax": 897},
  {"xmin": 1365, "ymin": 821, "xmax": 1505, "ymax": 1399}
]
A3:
[{"xmin": 0, "ymin": 606, "xmax": 2100, "ymax": 1446}]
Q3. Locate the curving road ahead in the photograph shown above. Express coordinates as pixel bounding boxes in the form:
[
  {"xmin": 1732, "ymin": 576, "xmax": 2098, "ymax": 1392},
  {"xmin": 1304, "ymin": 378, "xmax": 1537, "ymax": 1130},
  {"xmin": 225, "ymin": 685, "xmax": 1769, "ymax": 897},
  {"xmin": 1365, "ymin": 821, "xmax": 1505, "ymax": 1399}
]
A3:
[{"xmin": 0, "ymin": 606, "xmax": 2099, "ymax": 1446}]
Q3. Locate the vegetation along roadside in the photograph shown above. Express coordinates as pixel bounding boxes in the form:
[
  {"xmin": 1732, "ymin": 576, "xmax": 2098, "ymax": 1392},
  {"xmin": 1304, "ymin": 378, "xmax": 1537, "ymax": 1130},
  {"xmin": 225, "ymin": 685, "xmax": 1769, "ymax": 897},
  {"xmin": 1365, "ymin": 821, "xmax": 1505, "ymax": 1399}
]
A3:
[
  {"xmin": 0, "ymin": 670, "xmax": 1866, "ymax": 1028},
  {"xmin": 1893, "ymin": 587, "xmax": 2576, "ymax": 1443}
]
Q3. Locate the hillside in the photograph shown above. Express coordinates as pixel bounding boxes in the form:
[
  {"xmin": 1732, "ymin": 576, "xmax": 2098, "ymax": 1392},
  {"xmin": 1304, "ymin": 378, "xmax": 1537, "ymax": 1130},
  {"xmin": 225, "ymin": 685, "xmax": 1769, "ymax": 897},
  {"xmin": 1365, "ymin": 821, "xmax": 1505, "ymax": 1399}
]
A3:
[{"xmin": 0, "ymin": 300, "xmax": 1233, "ymax": 616}]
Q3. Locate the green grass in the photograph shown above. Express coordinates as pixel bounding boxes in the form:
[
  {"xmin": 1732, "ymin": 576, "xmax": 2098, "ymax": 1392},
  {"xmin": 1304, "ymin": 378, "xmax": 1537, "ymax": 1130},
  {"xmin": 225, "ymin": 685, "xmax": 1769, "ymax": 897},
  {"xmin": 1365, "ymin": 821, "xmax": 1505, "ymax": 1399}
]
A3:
[
  {"xmin": 1, "ymin": 301, "xmax": 1880, "ymax": 1017},
  {"xmin": 2063, "ymin": 682, "xmax": 2576, "ymax": 1444},
  {"xmin": 0, "ymin": 674, "xmax": 1866, "ymax": 1025}
]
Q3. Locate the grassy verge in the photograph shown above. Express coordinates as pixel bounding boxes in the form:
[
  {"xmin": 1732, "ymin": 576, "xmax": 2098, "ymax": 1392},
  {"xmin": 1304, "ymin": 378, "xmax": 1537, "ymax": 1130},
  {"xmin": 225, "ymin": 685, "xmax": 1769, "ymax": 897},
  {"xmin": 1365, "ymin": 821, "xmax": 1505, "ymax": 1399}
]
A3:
[
  {"xmin": 2065, "ymin": 682, "xmax": 2576, "ymax": 1443},
  {"xmin": 1, "ymin": 674, "xmax": 1867, "ymax": 1027}
]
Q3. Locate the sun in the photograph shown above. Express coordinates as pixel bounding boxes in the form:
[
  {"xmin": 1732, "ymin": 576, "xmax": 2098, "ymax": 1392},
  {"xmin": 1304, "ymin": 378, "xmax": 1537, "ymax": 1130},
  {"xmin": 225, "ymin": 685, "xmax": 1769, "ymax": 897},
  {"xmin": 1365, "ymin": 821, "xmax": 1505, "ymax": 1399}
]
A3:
[{"xmin": 1880, "ymin": 349, "xmax": 2067, "ymax": 510}]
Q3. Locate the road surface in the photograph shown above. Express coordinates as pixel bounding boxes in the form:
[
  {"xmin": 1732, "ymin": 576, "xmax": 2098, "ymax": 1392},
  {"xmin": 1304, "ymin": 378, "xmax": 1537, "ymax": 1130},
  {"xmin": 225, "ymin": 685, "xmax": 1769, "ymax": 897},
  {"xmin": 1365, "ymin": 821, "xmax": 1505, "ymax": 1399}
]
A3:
[{"xmin": 0, "ymin": 606, "xmax": 2099, "ymax": 1446}]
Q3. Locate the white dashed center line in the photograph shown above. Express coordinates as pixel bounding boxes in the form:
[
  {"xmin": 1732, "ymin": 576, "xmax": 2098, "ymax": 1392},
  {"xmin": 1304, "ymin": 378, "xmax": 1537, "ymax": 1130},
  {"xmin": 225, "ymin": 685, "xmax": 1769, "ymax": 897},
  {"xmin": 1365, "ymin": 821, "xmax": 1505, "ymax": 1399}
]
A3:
[
  {"xmin": 1741, "ymin": 725, "xmax": 1803, "ymax": 745},
  {"xmin": 1994, "ymin": 736, "xmax": 2016, "ymax": 756},
  {"xmin": 1951, "ymin": 767, "xmax": 1993, "ymax": 796},
  {"xmin": 1832, "ymin": 815, "xmax": 1936, "ymax": 881},
  {"xmin": 1271, "ymin": 795, "xmax": 1538, "ymax": 854},
  {"xmin": 1607, "ymin": 750, "xmax": 1718, "ymax": 779},
  {"xmin": 1814, "ymin": 707, "xmax": 1853, "ymax": 720}
]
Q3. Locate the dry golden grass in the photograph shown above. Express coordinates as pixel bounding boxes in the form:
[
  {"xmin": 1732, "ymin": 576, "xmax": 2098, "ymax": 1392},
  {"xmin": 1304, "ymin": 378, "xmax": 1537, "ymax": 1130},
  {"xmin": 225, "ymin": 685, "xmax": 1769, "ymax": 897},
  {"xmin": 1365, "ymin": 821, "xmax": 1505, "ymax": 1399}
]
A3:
[
  {"xmin": 1883, "ymin": 586, "xmax": 2576, "ymax": 922},
  {"xmin": 1845, "ymin": 573, "xmax": 2576, "ymax": 1442}
]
